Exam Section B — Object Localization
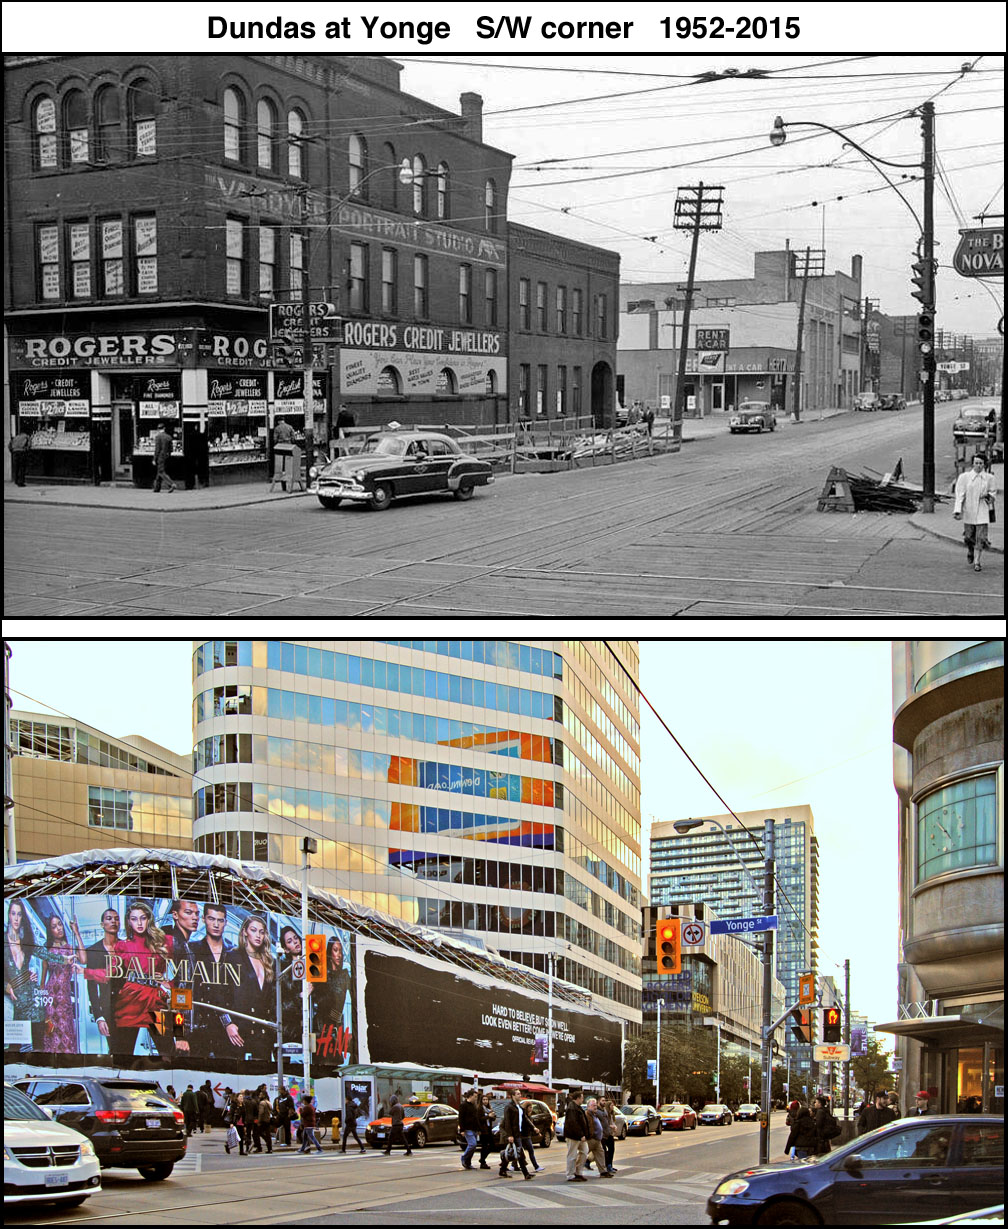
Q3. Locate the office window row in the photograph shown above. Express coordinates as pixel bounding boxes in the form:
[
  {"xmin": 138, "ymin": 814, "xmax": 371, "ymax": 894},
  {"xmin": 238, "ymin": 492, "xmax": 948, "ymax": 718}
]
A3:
[
  {"xmin": 346, "ymin": 243, "xmax": 498, "ymax": 326},
  {"xmin": 223, "ymin": 218, "xmax": 307, "ymax": 301},
  {"xmin": 223, "ymin": 85, "xmax": 309, "ymax": 179},
  {"xmin": 518, "ymin": 279, "xmax": 596, "ymax": 337},
  {"xmin": 31, "ymin": 79, "xmax": 158, "ymax": 171},
  {"xmin": 36, "ymin": 215, "xmax": 157, "ymax": 301},
  {"xmin": 517, "ymin": 364, "xmax": 583, "ymax": 418}
]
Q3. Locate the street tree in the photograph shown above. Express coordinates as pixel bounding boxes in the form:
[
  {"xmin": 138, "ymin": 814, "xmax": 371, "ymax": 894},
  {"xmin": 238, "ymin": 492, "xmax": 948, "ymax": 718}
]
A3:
[
  {"xmin": 851, "ymin": 1036, "xmax": 895, "ymax": 1099},
  {"xmin": 623, "ymin": 1021, "xmax": 716, "ymax": 1104}
]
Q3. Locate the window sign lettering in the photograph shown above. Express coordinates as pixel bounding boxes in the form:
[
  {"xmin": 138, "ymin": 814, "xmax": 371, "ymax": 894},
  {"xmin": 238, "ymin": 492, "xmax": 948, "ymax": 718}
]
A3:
[{"xmin": 136, "ymin": 118, "xmax": 157, "ymax": 157}]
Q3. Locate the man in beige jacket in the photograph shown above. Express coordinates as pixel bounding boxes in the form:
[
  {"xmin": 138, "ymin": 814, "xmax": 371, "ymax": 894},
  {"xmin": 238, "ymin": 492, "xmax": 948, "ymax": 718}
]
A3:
[{"xmin": 953, "ymin": 454, "xmax": 998, "ymax": 572}]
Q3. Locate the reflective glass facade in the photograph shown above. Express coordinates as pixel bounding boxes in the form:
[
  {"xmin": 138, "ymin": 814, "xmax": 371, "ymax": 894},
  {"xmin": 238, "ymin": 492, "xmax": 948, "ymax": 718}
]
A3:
[{"xmin": 191, "ymin": 639, "xmax": 642, "ymax": 1024}]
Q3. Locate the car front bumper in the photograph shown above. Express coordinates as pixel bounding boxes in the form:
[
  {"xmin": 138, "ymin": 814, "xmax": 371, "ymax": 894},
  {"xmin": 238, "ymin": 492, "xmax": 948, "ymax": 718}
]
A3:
[{"xmin": 317, "ymin": 481, "xmax": 372, "ymax": 502}]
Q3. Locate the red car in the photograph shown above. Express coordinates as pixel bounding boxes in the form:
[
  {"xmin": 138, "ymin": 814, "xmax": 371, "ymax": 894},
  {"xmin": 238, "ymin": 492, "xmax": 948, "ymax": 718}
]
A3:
[{"xmin": 659, "ymin": 1102, "xmax": 698, "ymax": 1130}]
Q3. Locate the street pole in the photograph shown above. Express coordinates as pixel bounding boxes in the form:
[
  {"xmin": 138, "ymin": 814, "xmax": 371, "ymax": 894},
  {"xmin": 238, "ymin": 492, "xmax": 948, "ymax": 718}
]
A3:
[
  {"xmin": 921, "ymin": 100, "xmax": 936, "ymax": 511},
  {"xmin": 276, "ymin": 947, "xmax": 284, "ymax": 1096},
  {"xmin": 298, "ymin": 187, "xmax": 316, "ymax": 473},
  {"xmin": 843, "ymin": 959, "xmax": 851, "ymax": 1124},
  {"xmin": 301, "ymin": 837, "xmax": 315, "ymax": 1098},
  {"xmin": 672, "ymin": 184, "xmax": 724, "ymax": 443},
  {"xmin": 546, "ymin": 952, "xmax": 554, "ymax": 1090},
  {"xmin": 792, "ymin": 247, "xmax": 811, "ymax": 421},
  {"xmin": 656, "ymin": 999, "xmax": 662, "ymax": 1106},
  {"xmin": 759, "ymin": 816, "xmax": 776, "ymax": 1166}
]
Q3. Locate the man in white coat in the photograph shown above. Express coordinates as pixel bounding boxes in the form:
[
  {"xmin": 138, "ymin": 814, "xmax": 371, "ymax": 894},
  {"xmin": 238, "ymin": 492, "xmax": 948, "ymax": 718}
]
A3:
[{"xmin": 953, "ymin": 453, "xmax": 998, "ymax": 571}]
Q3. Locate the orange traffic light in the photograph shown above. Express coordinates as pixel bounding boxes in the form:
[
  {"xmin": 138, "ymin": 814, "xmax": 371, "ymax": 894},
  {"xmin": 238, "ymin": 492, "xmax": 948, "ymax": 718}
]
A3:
[
  {"xmin": 305, "ymin": 934, "xmax": 327, "ymax": 983},
  {"xmin": 823, "ymin": 1006, "xmax": 842, "ymax": 1043},
  {"xmin": 656, "ymin": 919, "xmax": 681, "ymax": 974},
  {"xmin": 172, "ymin": 1011, "xmax": 186, "ymax": 1040}
]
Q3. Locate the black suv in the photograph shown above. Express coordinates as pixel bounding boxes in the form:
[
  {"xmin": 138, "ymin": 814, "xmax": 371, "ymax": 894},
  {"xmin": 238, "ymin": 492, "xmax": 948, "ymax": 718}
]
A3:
[
  {"xmin": 477, "ymin": 1098, "xmax": 555, "ymax": 1148},
  {"xmin": 14, "ymin": 1077, "xmax": 186, "ymax": 1181}
]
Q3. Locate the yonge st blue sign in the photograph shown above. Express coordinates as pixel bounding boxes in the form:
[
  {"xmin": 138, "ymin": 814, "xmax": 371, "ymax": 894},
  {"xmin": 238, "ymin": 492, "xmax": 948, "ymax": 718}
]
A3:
[{"xmin": 710, "ymin": 915, "xmax": 779, "ymax": 935}]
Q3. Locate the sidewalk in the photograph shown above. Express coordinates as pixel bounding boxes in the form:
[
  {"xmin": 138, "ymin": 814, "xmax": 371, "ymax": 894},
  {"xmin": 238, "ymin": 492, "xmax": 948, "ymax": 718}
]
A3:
[
  {"xmin": 3, "ymin": 478, "xmax": 313, "ymax": 513},
  {"xmin": 910, "ymin": 460, "xmax": 1004, "ymax": 555}
]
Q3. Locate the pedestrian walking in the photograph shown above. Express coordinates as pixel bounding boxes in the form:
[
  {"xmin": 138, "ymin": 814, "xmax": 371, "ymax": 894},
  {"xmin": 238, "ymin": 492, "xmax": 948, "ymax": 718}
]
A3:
[
  {"xmin": 256, "ymin": 1092, "xmax": 274, "ymax": 1154},
  {"xmin": 857, "ymin": 1092, "xmax": 894, "ymax": 1136},
  {"xmin": 298, "ymin": 1095, "xmax": 323, "ymax": 1154},
  {"xmin": 152, "ymin": 421, "xmax": 177, "ymax": 492},
  {"xmin": 953, "ymin": 453, "xmax": 998, "ymax": 571},
  {"xmin": 180, "ymin": 1084, "xmax": 198, "ymax": 1137},
  {"xmin": 341, "ymin": 1093, "xmax": 366, "ymax": 1153},
  {"xmin": 912, "ymin": 1091, "xmax": 933, "ymax": 1116},
  {"xmin": 458, "ymin": 1089, "xmax": 480, "ymax": 1169},
  {"xmin": 477, "ymin": 1093, "xmax": 496, "ymax": 1169},
  {"xmin": 383, "ymin": 1094, "xmax": 412, "ymax": 1156},
  {"xmin": 599, "ymin": 1097, "xmax": 618, "ymax": 1174},
  {"xmin": 273, "ymin": 1085, "xmax": 295, "ymax": 1148},
  {"xmin": 498, "ymin": 1089, "xmax": 532, "ymax": 1179},
  {"xmin": 518, "ymin": 1099, "xmax": 542, "ymax": 1172},
  {"xmin": 785, "ymin": 1106, "xmax": 818, "ymax": 1160},
  {"xmin": 812, "ymin": 1095, "xmax": 838, "ymax": 1155},
  {"xmin": 886, "ymin": 1093, "xmax": 902, "ymax": 1119},
  {"xmin": 563, "ymin": 1090, "xmax": 589, "ymax": 1182},
  {"xmin": 9, "ymin": 426, "xmax": 30, "ymax": 487},
  {"xmin": 197, "ymin": 1082, "xmax": 211, "ymax": 1133},
  {"xmin": 585, "ymin": 1098, "xmax": 613, "ymax": 1178}
]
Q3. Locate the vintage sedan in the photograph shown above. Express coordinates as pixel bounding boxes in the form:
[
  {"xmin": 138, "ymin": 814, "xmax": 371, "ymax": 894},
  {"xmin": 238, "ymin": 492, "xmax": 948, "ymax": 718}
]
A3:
[
  {"xmin": 365, "ymin": 1101, "xmax": 459, "ymax": 1149},
  {"xmin": 699, "ymin": 1103, "xmax": 734, "ymax": 1126},
  {"xmin": 313, "ymin": 431, "xmax": 494, "ymax": 511},
  {"xmin": 622, "ymin": 1105, "xmax": 664, "ymax": 1136},
  {"xmin": 705, "ymin": 1115, "xmax": 1003, "ymax": 1225},
  {"xmin": 878, "ymin": 393, "xmax": 907, "ymax": 411},
  {"xmin": 853, "ymin": 390, "xmax": 880, "ymax": 411},
  {"xmin": 659, "ymin": 1103, "xmax": 698, "ymax": 1130},
  {"xmin": 728, "ymin": 401, "xmax": 777, "ymax": 433},
  {"xmin": 953, "ymin": 409, "xmax": 996, "ymax": 450}
]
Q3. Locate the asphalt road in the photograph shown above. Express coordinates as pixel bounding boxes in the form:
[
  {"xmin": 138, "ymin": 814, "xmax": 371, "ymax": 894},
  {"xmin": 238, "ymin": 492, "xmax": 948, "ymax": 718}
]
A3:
[
  {"xmin": 7, "ymin": 1119, "xmax": 786, "ymax": 1225},
  {"xmin": 4, "ymin": 400, "xmax": 1002, "ymax": 617}
]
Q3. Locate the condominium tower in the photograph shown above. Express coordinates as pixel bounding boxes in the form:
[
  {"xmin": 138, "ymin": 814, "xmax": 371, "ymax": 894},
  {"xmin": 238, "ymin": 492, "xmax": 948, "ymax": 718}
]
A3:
[{"xmin": 191, "ymin": 638, "xmax": 643, "ymax": 1028}]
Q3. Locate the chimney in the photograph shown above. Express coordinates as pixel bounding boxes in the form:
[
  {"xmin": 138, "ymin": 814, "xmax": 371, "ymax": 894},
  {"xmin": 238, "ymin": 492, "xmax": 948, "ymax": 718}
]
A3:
[
  {"xmin": 459, "ymin": 92, "xmax": 483, "ymax": 143},
  {"xmin": 851, "ymin": 254, "xmax": 863, "ymax": 289}
]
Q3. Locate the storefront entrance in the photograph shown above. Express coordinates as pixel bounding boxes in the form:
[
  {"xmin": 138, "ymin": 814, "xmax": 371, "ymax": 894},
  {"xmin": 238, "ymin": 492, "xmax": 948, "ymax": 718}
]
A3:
[
  {"xmin": 112, "ymin": 402, "xmax": 134, "ymax": 478},
  {"xmin": 712, "ymin": 382, "xmax": 725, "ymax": 412}
]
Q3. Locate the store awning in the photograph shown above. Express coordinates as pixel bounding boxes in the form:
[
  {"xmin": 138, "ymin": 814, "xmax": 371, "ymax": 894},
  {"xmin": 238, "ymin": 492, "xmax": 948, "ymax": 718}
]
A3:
[
  {"xmin": 875, "ymin": 1010, "xmax": 1004, "ymax": 1048},
  {"xmin": 493, "ymin": 1081, "xmax": 557, "ymax": 1095},
  {"xmin": 341, "ymin": 1063, "xmax": 472, "ymax": 1081}
]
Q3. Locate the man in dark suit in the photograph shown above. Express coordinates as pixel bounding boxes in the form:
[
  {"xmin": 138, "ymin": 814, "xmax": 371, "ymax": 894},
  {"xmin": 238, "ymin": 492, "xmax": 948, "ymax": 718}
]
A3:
[
  {"xmin": 188, "ymin": 902, "xmax": 240, "ymax": 1058},
  {"xmin": 499, "ymin": 1089, "xmax": 532, "ymax": 1179},
  {"xmin": 84, "ymin": 906, "xmax": 121, "ymax": 1052}
]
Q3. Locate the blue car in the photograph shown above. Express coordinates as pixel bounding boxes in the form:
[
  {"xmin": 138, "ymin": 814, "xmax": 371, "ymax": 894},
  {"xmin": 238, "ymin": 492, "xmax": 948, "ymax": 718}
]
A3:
[{"xmin": 706, "ymin": 1114, "xmax": 1002, "ymax": 1225}]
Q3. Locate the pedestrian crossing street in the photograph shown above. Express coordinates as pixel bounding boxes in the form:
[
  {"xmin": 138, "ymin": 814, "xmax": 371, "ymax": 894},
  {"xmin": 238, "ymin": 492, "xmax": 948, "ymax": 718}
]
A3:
[{"xmin": 428, "ymin": 1161, "xmax": 723, "ymax": 1210}]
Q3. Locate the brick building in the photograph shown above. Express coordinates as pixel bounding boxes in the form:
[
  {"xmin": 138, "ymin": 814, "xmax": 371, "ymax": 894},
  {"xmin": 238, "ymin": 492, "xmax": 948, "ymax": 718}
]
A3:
[
  {"xmin": 3, "ymin": 54, "xmax": 619, "ymax": 486},
  {"xmin": 618, "ymin": 248, "xmax": 863, "ymax": 417}
]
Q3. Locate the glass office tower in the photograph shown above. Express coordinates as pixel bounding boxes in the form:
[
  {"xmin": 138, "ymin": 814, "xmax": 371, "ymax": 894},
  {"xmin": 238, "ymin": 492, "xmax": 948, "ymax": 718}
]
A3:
[{"xmin": 191, "ymin": 638, "xmax": 642, "ymax": 1027}]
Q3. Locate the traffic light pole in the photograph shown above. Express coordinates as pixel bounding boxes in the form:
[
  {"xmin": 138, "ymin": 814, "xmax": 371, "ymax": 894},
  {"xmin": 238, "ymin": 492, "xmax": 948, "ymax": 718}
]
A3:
[
  {"xmin": 759, "ymin": 816, "xmax": 775, "ymax": 1166},
  {"xmin": 921, "ymin": 101, "xmax": 936, "ymax": 512},
  {"xmin": 301, "ymin": 838, "xmax": 314, "ymax": 1098}
]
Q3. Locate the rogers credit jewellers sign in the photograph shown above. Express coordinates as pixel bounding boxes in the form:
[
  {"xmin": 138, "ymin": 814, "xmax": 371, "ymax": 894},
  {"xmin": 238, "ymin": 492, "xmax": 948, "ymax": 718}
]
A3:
[{"xmin": 11, "ymin": 331, "xmax": 190, "ymax": 368}]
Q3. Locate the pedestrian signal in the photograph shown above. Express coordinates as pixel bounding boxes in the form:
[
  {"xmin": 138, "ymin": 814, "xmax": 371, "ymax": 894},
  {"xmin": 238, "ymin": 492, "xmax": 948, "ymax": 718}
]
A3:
[
  {"xmin": 823, "ymin": 1006, "xmax": 842, "ymax": 1044},
  {"xmin": 910, "ymin": 257, "xmax": 934, "ymax": 308},
  {"xmin": 656, "ymin": 918, "xmax": 681, "ymax": 974},
  {"xmin": 305, "ymin": 934, "xmax": 327, "ymax": 983},
  {"xmin": 172, "ymin": 1011, "xmax": 186, "ymax": 1040}
]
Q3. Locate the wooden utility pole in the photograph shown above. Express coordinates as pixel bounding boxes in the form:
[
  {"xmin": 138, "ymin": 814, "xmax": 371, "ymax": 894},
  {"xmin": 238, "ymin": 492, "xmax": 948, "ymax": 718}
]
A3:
[
  {"xmin": 921, "ymin": 100, "xmax": 936, "ymax": 511},
  {"xmin": 671, "ymin": 184, "xmax": 724, "ymax": 444},
  {"xmin": 792, "ymin": 247, "xmax": 811, "ymax": 422}
]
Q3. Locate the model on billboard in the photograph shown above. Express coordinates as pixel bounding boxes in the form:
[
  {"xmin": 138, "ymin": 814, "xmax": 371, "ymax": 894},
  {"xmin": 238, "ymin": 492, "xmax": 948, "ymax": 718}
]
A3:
[
  {"xmin": 230, "ymin": 914, "xmax": 275, "ymax": 1059},
  {"xmin": 4, "ymin": 898, "xmax": 43, "ymax": 1033},
  {"xmin": 278, "ymin": 925, "xmax": 311, "ymax": 1044},
  {"xmin": 311, "ymin": 933, "xmax": 354, "ymax": 1065},
  {"xmin": 189, "ymin": 901, "xmax": 241, "ymax": 1058},
  {"xmin": 39, "ymin": 913, "xmax": 86, "ymax": 1053},
  {"xmin": 84, "ymin": 907, "xmax": 121, "ymax": 1045}
]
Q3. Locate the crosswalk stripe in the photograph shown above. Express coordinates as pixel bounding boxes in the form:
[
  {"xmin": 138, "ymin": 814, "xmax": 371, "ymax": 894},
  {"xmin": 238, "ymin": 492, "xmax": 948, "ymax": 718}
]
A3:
[{"xmin": 481, "ymin": 1182, "xmax": 554, "ymax": 1208}]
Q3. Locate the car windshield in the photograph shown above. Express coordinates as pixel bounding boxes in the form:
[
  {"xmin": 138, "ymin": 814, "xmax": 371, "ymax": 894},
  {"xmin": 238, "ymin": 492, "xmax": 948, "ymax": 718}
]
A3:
[
  {"xmin": 740, "ymin": 1104, "xmax": 760, "ymax": 1112},
  {"xmin": 361, "ymin": 435, "xmax": 407, "ymax": 457},
  {"xmin": 703, "ymin": 1105, "xmax": 727, "ymax": 1112},
  {"xmin": 659, "ymin": 1105, "xmax": 685, "ymax": 1112},
  {"xmin": 625, "ymin": 1107, "xmax": 651, "ymax": 1117},
  {"xmin": 739, "ymin": 404, "xmax": 769, "ymax": 413},
  {"xmin": 5, "ymin": 1084, "xmax": 50, "ymax": 1122}
]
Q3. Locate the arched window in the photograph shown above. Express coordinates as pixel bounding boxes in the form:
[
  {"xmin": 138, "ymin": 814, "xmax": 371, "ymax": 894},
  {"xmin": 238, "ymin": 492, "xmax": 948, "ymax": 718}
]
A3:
[
  {"xmin": 128, "ymin": 78, "xmax": 158, "ymax": 156},
  {"xmin": 287, "ymin": 108, "xmax": 305, "ymax": 177},
  {"xmin": 62, "ymin": 89, "xmax": 89, "ymax": 164},
  {"xmin": 349, "ymin": 134, "xmax": 368, "ymax": 196},
  {"xmin": 412, "ymin": 154, "xmax": 427, "ymax": 216},
  {"xmin": 438, "ymin": 367, "xmax": 459, "ymax": 395},
  {"xmin": 33, "ymin": 96, "xmax": 57, "ymax": 169},
  {"xmin": 484, "ymin": 179, "xmax": 498, "ymax": 233},
  {"xmin": 377, "ymin": 365, "xmax": 402, "ymax": 395},
  {"xmin": 257, "ymin": 99, "xmax": 276, "ymax": 171},
  {"xmin": 94, "ymin": 85, "xmax": 121, "ymax": 163},
  {"xmin": 436, "ymin": 161, "xmax": 450, "ymax": 220},
  {"xmin": 224, "ymin": 87, "xmax": 244, "ymax": 162},
  {"xmin": 486, "ymin": 370, "xmax": 498, "ymax": 396},
  {"xmin": 381, "ymin": 142, "xmax": 397, "ymax": 209}
]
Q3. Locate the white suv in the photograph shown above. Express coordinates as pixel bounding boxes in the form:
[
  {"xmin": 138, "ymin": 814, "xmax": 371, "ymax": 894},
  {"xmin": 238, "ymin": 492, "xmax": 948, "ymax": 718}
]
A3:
[{"xmin": 4, "ymin": 1083, "xmax": 101, "ymax": 1208}]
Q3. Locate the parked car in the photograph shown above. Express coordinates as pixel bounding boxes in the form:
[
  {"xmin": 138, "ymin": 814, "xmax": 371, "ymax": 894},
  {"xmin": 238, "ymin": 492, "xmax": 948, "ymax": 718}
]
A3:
[
  {"xmin": 853, "ymin": 391, "xmax": 880, "ymax": 411},
  {"xmin": 4, "ymin": 1082, "xmax": 102, "ymax": 1208},
  {"xmin": 728, "ymin": 401, "xmax": 777, "ymax": 433},
  {"xmin": 953, "ymin": 409, "xmax": 997, "ymax": 450},
  {"xmin": 734, "ymin": 1103, "xmax": 761, "ymax": 1122},
  {"xmin": 878, "ymin": 393, "xmax": 907, "ymax": 411},
  {"xmin": 365, "ymin": 1101, "xmax": 459, "ymax": 1149},
  {"xmin": 313, "ymin": 431, "xmax": 494, "ymax": 511},
  {"xmin": 699, "ymin": 1103, "xmax": 734, "ymax": 1126},
  {"xmin": 610, "ymin": 1107, "xmax": 629, "ymax": 1140},
  {"xmin": 659, "ymin": 1102, "xmax": 698, "ymax": 1130},
  {"xmin": 622, "ymin": 1105, "xmax": 664, "ymax": 1136},
  {"xmin": 705, "ymin": 1114, "xmax": 1003, "ymax": 1225},
  {"xmin": 12, "ymin": 1076, "xmax": 185, "ymax": 1181},
  {"xmin": 952, "ymin": 388, "xmax": 970, "ymax": 400}
]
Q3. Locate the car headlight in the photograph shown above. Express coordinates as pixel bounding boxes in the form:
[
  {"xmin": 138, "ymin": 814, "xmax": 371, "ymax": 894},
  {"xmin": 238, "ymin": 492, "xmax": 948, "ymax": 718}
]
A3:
[
  {"xmin": 308, "ymin": 465, "xmax": 319, "ymax": 480},
  {"xmin": 714, "ymin": 1178, "xmax": 750, "ymax": 1196},
  {"xmin": 353, "ymin": 470, "xmax": 365, "ymax": 482},
  {"xmin": 80, "ymin": 1141, "xmax": 96, "ymax": 1158}
]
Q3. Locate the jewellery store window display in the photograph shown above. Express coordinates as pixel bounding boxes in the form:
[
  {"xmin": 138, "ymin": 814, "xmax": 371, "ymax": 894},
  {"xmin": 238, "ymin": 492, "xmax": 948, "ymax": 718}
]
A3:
[
  {"xmin": 207, "ymin": 371, "xmax": 268, "ymax": 483},
  {"xmin": 12, "ymin": 371, "xmax": 93, "ymax": 483},
  {"xmin": 129, "ymin": 374, "xmax": 185, "ymax": 488},
  {"xmin": 271, "ymin": 371, "xmax": 330, "ymax": 470}
]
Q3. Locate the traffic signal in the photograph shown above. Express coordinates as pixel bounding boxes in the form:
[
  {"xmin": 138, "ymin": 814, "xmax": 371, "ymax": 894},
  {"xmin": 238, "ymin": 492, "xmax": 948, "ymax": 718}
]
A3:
[
  {"xmin": 910, "ymin": 257, "xmax": 934, "ymax": 307},
  {"xmin": 790, "ymin": 1007, "xmax": 811, "ymax": 1043},
  {"xmin": 656, "ymin": 918, "xmax": 681, "ymax": 974},
  {"xmin": 917, "ymin": 311, "xmax": 935, "ymax": 354},
  {"xmin": 305, "ymin": 934, "xmax": 327, "ymax": 983},
  {"xmin": 172, "ymin": 1011, "xmax": 186, "ymax": 1041},
  {"xmin": 271, "ymin": 339, "xmax": 301, "ymax": 368},
  {"xmin": 823, "ymin": 1006, "xmax": 842, "ymax": 1044}
]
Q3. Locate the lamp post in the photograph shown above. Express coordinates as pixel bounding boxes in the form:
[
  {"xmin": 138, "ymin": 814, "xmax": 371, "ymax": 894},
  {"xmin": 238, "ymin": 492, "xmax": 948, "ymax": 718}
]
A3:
[
  {"xmin": 769, "ymin": 111, "xmax": 936, "ymax": 510},
  {"xmin": 704, "ymin": 1015, "xmax": 722, "ymax": 1101},
  {"xmin": 679, "ymin": 816, "xmax": 776, "ymax": 1163},
  {"xmin": 656, "ymin": 997, "xmax": 664, "ymax": 1106}
]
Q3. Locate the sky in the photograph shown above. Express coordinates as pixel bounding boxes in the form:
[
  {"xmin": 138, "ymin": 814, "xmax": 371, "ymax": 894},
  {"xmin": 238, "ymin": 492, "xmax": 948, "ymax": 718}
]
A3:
[{"xmin": 6, "ymin": 636, "xmax": 901, "ymax": 1034}]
